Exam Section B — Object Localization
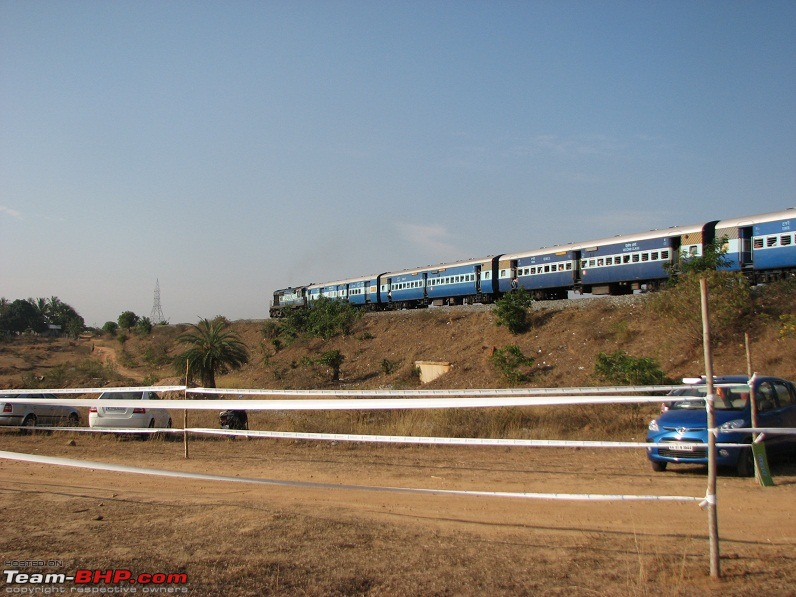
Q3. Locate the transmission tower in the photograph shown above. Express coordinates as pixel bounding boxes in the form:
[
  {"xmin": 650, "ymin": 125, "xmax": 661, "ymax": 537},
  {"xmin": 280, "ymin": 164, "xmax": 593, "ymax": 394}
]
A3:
[{"xmin": 150, "ymin": 279, "xmax": 166, "ymax": 324}]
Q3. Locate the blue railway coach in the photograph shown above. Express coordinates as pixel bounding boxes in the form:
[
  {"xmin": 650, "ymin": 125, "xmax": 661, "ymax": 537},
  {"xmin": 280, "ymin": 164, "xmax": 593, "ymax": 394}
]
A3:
[
  {"xmin": 715, "ymin": 209, "xmax": 796, "ymax": 281},
  {"xmin": 498, "ymin": 246, "xmax": 578, "ymax": 300},
  {"xmin": 577, "ymin": 223, "xmax": 714, "ymax": 295},
  {"xmin": 307, "ymin": 275, "xmax": 382, "ymax": 308},
  {"xmin": 425, "ymin": 256, "xmax": 501, "ymax": 306},
  {"xmin": 380, "ymin": 266, "xmax": 428, "ymax": 310}
]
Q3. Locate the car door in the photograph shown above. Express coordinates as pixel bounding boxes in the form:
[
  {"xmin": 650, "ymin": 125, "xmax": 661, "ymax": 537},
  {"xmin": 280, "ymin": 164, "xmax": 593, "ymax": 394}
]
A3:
[
  {"xmin": 756, "ymin": 380, "xmax": 795, "ymax": 453},
  {"xmin": 771, "ymin": 380, "xmax": 796, "ymax": 452},
  {"xmin": 30, "ymin": 393, "xmax": 57, "ymax": 425}
]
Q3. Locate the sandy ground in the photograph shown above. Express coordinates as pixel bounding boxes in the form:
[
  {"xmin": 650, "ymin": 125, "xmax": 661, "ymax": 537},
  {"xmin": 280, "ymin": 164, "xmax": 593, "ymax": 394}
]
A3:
[{"xmin": 1, "ymin": 430, "xmax": 795, "ymax": 596}]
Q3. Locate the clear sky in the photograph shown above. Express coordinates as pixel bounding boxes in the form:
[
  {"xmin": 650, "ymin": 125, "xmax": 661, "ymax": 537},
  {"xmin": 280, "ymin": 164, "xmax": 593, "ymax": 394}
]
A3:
[{"xmin": 2, "ymin": 1, "xmax": 794, "ymax": 326}]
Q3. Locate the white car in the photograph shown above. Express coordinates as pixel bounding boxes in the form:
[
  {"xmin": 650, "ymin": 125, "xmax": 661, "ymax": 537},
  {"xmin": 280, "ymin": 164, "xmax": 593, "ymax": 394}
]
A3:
[
  {"xmin": 89, "ymin": 390, "xmax": 172, "ymax": 429},
  {"xmin": 0, "ymin": 393, "xmax": 80, "ymax": 429}
]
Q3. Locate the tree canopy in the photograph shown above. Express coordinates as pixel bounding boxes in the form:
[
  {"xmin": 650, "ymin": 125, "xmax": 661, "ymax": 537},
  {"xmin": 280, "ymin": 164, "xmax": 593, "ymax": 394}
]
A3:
[
  {"xmin": 0, "ymin": 296, "xmax": 84, "ymax": 336},
  {"xmin": 174, "ymin": 317, "xmax": 250, "ymax": 388}
]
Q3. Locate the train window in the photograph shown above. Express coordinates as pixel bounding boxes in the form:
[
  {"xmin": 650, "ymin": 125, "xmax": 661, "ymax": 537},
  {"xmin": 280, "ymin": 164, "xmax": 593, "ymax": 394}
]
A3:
[
  {"xmin": 754, "ymin": 238, "xmax": 764, "ymax": 249},
  {"xmin": 782, "ymin": 235, "xmax": 792, "ymax": 246},
  {"xmin": 632, "ymin": 254, "xmax": 640, "ymax": 262},
  {"xmin": 566, "ymin": 263, "xmax": 572, "ymax": 270},
  {"xmin": 623, "ymin": 255, "xmax": 630, "ymax": 263},
  {"xmin": 651, "ymin": 252, "xmax": 659, "ymax": 260},
  {"xmin": 767, "ymin": 236, "xmax": 778, "ymax": 247},
  {"xmin": 688, "ymin": 246, "xmax": 698, "ymax": 256},
  {"xmin": 661, "ymin": 250, "xmax": 669, "ymax": 259},
  {"xmin": 642, "ymin": 253, "xmax": 649, "ymax": 262},
  {"xmin": 597, "ymin": 259, "xmax": 604, "ymax": 266}
]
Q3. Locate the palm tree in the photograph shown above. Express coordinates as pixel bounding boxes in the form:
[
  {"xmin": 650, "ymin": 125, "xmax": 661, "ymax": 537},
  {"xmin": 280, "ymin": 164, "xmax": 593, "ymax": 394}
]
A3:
[{"xmin": 175, "ymin": 318, "xmax": 250, "ymax": 387}]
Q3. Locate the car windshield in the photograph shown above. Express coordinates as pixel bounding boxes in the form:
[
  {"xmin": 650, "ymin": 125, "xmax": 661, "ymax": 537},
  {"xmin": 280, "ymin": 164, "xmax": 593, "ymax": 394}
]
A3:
[{"xmin": 670, "ymin": 386, "xmax": 750, "ymax": 411}]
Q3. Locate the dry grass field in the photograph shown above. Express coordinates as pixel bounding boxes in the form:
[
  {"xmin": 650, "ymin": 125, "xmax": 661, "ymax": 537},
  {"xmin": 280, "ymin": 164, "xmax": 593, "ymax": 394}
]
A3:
[
  {"xmin": 2, "ymin": 431, "xmax": 795, "ymax": 596},
  {"xmin": 2, "ymin": 291, "xmax": 795, "ymax": 595}
]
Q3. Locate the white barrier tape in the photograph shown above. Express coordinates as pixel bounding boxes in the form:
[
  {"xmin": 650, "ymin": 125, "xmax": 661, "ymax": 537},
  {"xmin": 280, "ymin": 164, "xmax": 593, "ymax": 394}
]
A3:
[
  {"xmin": 0, "ymin": 386, "xmax": 186, "ymax": 395},
  {"xmin": 4, "ymin": 425, "xmax": 751, "ymax": 449},
  {"xmin": 0, "ymin": 450, "xmax": 701, "ymax": 503},
  {"xmin": 189, "ymin": 384, "xmax": 693, "ymax": 397},
  {"xmin": 0, "ymin": 394, "xmax": 675, "ymax": 410},
  {"xmin": 9, "ymin": 426, "xmax": 185, "ymax": 435},
  {"xmin": 722, "ymin": 427, "xmax": 796, "ymax": 435},
  {"xmin": 699, "ymin": 493, "xmax": 717, "ymax": 510},
  {"xmin": 2, "ymin": 382, "xmax": 743, "ymax": 397},
  {"xmin": 184, "ymin": 428, "xmax": 753, "ymax": 449}
]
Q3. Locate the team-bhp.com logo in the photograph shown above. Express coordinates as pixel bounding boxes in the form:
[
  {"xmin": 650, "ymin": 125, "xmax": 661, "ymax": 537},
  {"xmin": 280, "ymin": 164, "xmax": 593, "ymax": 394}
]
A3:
[{"xmin": 4, "ymin": 568, "xmax": 188, "ymax": 593}]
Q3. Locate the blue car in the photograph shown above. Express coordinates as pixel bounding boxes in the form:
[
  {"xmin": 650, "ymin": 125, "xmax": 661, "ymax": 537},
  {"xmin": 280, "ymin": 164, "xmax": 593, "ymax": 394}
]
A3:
[{"xmin": 646, "ymin": 376, "xmax": 796, "ymax": 476}]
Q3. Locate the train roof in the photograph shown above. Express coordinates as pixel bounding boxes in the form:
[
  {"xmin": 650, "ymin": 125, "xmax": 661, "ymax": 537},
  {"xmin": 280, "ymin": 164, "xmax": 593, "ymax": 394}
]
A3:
[
  {"xmin": 306, "ymin": 274, "xmax": 383, "ymax": 290},
  {"xmin": 715, "ymin": 208, "xmax": 795, "ymax": 229},
  {"xmin": 382, "ymin": 255, "xmax": 498, "ymax": 277},
  {"xmin": 501, "ymin": 222, "xmax": 708, "ymax": 260}
]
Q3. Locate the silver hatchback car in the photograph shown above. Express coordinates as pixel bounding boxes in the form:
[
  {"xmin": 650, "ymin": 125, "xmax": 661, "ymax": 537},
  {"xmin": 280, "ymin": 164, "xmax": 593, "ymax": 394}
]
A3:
[{"xmin": 0, "ymin": 393, "xmax": 80, "ymax": 429}]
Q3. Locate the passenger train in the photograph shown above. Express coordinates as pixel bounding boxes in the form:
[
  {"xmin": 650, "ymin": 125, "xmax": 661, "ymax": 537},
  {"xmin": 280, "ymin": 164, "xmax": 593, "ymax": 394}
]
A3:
[{"xmin": 269, "ymin": 208, "xmax": 795, "ymax": 318}]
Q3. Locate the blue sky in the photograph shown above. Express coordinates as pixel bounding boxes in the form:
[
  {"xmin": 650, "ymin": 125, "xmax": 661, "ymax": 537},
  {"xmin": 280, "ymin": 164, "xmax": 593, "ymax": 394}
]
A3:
[{"xmin": 2, "ymin": 1, "xmax": 794, "ymax": 326}]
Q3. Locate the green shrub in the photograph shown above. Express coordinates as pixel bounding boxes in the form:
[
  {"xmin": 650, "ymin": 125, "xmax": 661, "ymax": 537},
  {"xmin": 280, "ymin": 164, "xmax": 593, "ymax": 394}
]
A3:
[
  {"xmin": 279, "ymin": 298, "xmax": 361, "ymax": 340},
  {"xmin": 489, "ymin": 344, "xmax": 535, "ymax": 383},
  {"xmin": 381, "ymin": 359, "xmax": 398, "ymax": 375},
  {"xmin": 594, "ymin": 350, "xmax": 669, "ymax": 386},
  {"xmin": 494, "ymin": 289, "xmax": 534, "ymax": 334},
  {"xmin": 260, "ymin": 320, "xmax": 281, "ymax": 339},
  {"xmin": 316, "ymin": 349, "xmax": 345, "ymax": 381},
  {"xmin": 650, "ymin": 270, "xmax": 753, "ymax": 345},
  {"xmin": 779, "ymin": 314, "xmax": 796, "ymax": 340}
]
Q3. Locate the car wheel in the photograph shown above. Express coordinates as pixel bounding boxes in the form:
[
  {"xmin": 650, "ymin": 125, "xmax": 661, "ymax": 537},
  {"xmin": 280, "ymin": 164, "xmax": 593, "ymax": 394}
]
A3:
[
  {"xmin": 651, "ymin": 461, "xmax": 667, "ymax": 472},
  {"xmin": 20, "ymin": 414, "xmax": 37, "ymax": 434},
  {"xmin": 166, "ymin": 418, "xmax": 172, "ymax": 428},
  {"xmin": 736, "ymin": 447, "xmax": 755, "ymax": 478},
  {"xmin": 67, "ymin": 412, "xmax": 79, "ymax": 427}
]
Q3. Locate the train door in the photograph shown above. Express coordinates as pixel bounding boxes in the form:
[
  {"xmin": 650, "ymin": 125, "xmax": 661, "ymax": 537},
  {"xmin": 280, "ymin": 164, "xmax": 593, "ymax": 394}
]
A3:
[
  {"xmin": 382, "ymin": 277, "xmax": 393, "ymax": 304},
  {"xmin": 511, "ymin": 260, "xmax": 518, "ymax": 288},
  {"xmin": 739, "ymin": 227, "xmax": 753, "ymax": 268}
]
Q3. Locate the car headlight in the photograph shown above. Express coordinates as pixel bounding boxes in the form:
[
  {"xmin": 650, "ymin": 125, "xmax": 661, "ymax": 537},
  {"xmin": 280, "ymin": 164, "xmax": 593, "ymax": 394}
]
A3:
[
  {"xmin": 648, "ymin": 420, "xmax": 660, "ymax": 432},
  {"xmin": 720, "ymin": 419, "xmax": 746, "ymax": 431}
]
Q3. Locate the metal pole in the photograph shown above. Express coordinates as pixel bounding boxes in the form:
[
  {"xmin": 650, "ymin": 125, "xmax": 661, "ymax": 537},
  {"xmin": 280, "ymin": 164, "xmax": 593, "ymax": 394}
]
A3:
[
  {"xmin": 744, "ymin": 332, "xmax": 753, "ymax": 378},
  {"xmin": 700, "ymin": 278, "xmax": 720, "ymax": 578}
]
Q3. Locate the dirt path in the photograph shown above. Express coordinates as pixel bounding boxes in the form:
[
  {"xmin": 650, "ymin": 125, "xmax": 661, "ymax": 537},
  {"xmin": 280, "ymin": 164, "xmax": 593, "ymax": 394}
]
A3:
[
  {"xmin": 93, "ymin": 344, "xmax": 146, "ymax": 382},
  {"xmin": 1, "ymin": 432, "xmax": 794, "ymax": 596}
]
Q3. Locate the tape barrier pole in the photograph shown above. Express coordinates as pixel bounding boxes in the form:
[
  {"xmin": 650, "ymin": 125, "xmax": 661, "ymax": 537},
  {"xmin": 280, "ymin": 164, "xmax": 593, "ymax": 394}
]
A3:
[
  {"xmin": 700, "ymin": 277, "xmax": 720, "ymax": 579},
  {"xmin": 0, "ymin": 450, "xmax": 701, "ymax": 503}
]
